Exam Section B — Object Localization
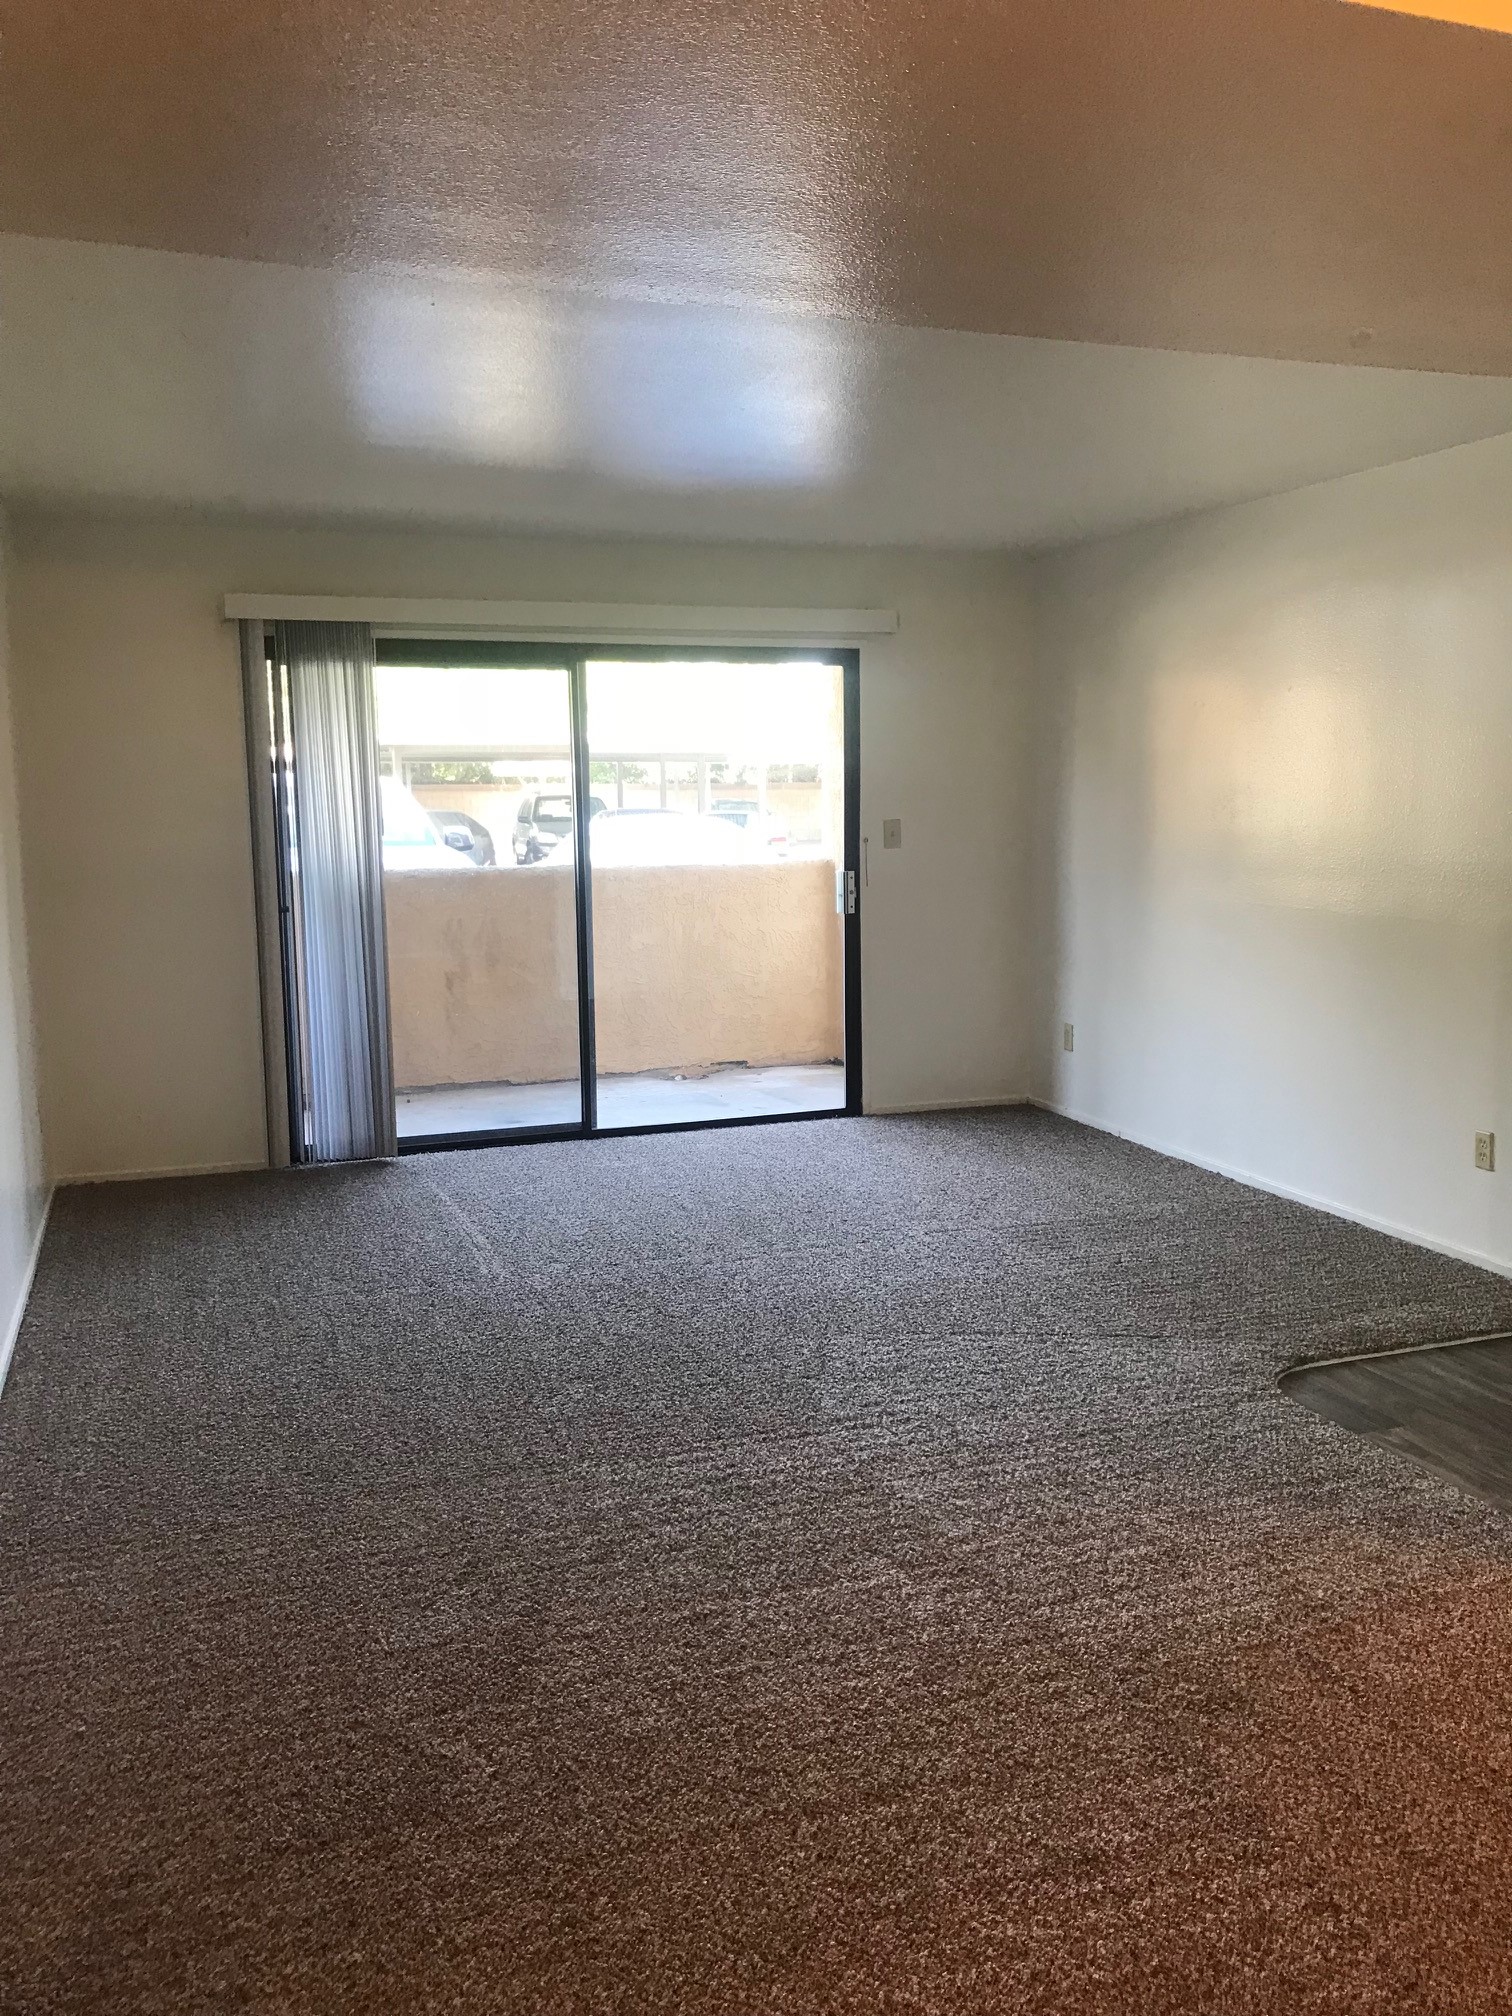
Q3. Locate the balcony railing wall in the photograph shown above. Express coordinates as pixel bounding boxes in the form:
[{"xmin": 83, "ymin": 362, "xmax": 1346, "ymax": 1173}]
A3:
[{"xmin": 385, "ymin": 859, "xmax": 844, "ymax": 1090}]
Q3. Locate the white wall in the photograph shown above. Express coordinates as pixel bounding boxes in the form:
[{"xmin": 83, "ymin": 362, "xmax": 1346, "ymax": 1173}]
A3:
[
  {"xmin": 1034, "ymin": 430, "xmax": 1512, "ymax": 1273},
  {"xmin": 12, "ymin": 441, "xmax": 1512, "ymax": 1265},
  {"xmin": 8, "ymin": 512, "xmax": 1036, "ymax": 1181},
  {"xmin": 0, "ymin": 510, "xmax": 49, "ymax": 1376}
]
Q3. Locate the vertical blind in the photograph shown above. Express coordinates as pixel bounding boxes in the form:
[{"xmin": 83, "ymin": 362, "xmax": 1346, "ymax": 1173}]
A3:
[{"xmin": 250, "ymin": 619, "xmax": 397, "ymax": 1163}]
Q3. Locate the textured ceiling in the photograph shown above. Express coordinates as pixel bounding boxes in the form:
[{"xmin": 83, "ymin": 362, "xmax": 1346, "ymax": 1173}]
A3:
[
  {"xmin": 5, "ymin": 0, "xmax": 1512, "ymax": 372},
  {"xmin": 7, "ymin": 235, "xmax": 1512, "ymax": 550}
]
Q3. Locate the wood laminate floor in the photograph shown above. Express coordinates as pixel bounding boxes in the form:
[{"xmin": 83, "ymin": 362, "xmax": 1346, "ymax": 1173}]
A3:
[{"xmin": 1281, "ymin": 1332, "xmax": 1512, "ymax": 1512}]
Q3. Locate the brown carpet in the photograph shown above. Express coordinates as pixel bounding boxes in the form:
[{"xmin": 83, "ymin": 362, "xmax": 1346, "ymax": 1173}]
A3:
[{"xmin": 3, "ymin": 1108, "xmax": 1512, "ymax": 2012}]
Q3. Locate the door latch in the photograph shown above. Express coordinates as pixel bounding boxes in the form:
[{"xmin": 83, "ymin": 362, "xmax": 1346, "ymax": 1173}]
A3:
[{"xmin": 845, "ymin": 869, "xmax": 858, "ymax": 916}]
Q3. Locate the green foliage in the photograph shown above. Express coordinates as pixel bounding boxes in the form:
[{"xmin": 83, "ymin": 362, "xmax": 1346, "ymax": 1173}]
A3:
[{"xmin": 406, "ymin": 761, "xmax": 498, "ymax": 785}]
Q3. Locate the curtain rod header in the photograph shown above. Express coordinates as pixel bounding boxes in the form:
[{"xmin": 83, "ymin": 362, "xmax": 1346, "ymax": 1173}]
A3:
[{"xmin": 223, "ymin": 595, "xmax": 898, "ymax": 644}]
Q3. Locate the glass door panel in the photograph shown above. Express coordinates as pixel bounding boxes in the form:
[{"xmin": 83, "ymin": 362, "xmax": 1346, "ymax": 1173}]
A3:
[
  {"xmin": 583, "ymin": 657, "xmax": 849, "ymax": 1131},
  {"xmin": 373, "ymin": 658, "xmax": 584, "ymax": 1141}
]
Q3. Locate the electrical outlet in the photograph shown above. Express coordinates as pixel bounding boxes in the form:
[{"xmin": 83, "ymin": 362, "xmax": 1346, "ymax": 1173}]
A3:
[
  {"xmin": 1063, "ymin": 1022, "xmax": 1075, "ymax": 1053},
  {"xmin": 882, "ymin": 818, "xmax": 903, "ymax": 849},
  {"xmin": 1475, "ymin": 1131, "xmax": 1496, "ymax": 1173}
]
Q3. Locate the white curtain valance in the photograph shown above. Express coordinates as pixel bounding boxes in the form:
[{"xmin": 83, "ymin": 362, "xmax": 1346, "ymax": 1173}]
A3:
[{"xmin": 224, "ymin": 596, "xmax": 897, "ymax": 646}]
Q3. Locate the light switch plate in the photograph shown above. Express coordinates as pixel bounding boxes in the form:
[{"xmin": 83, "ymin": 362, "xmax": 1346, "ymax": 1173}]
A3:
[{"xmin": 882, "ymin": 818, "xmax": 903, "ymax": 849}]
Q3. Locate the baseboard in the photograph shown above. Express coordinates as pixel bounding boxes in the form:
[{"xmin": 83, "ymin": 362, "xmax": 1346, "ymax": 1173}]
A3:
[
  {"xmin": 59, "ymin": 1159, "xmax": 267, "ymax": 1186},
  {"xmin": 865, "ymin": 1093, "xmax": 1032, "ymax": 1116},
  {"xmin": 1032, "ymin": 1099, "xmax": 1512, "ymax": 1282},
  {"xmin": 0, "ymin": 1185, "xmax": 55, "ymax": 1402}
]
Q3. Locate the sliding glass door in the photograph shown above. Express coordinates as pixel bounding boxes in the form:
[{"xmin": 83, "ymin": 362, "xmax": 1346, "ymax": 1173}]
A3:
[
  {"xmin": 267, "ymin": 633, "xmax": 860, "ymax": 1154},
  {"xmin": 374, "ymin": 649, "xmax": 589, "ymax": 1143},
  {"xmin": 584, "ymin": 655, "xmax": 850, "ymax": 1130}
]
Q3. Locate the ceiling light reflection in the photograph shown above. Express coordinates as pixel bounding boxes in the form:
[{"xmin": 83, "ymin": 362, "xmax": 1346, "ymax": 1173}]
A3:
[
  {"xmin": 343, "ymin": 281, "xmax": 565, "ymax": 466},
  {"xmin": 581, "ymin": 301, "xmax": 845, "ymax": 488},
  {"xmin": 341, "ymin": 276, "xmax": 848, "ymax": 490}
]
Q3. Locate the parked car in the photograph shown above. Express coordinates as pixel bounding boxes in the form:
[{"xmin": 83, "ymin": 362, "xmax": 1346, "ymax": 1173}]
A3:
[
  {"xmin": 512, "ymin": 791, "xmax": 605, "ymax": 864},
  {"xmin": 379, "ymin": 776, "xmax": 476, "ymax": 872},
  {"xmin": 430, "ymin": 807, "xmax": 497, "ymax": 868},
  {"xmin": 712, "ymin": 800, "xmax": 792, "ymax": 853},
  {"xmin": 538, "ymin": 808, "xmax": 762, "ymax": 868}
]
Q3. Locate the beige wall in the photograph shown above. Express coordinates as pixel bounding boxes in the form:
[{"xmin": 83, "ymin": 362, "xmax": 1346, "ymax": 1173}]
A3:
[
  {"xmin": 9, "ymin": 523, "xmax": 268, "ymax": 1179},
  {"xmin": 8, "ymin": 513, "xmax": 1036, "ymax": 1179},
  {"xmin": 386, "ymin": 860, "xmax": 843, "ymax": 1088},
  {"xmin": 1032, "ymin": 428, "xmax": 1512, "ymax": 1275},
  {"xmin": 0, "ymin": 511, "xmax": 47, "ymax": 1372}
]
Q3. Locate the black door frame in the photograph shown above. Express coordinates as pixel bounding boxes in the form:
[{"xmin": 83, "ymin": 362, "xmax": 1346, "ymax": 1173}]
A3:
[{"xmin": 376, "ymin": 638, "xmax": 863, "ymax": 1152}]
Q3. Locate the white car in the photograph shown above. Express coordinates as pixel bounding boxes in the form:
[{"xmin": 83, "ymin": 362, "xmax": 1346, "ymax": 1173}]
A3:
[
  {"xmin": 379, "ymin": 776, "xmax": 476, "ymax": 872},
  {"xmin": 538, "ymin": 809, "xmax": 762, "ymax": 868},
  {"xmin": 712, "ymin": 802, "xmax": 792, "ymax": 854}
]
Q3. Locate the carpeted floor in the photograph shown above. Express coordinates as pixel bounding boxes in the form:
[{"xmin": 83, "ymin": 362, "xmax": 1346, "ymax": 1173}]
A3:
[{"xmin": 4, "ymin": 1108, "xmax": 1512, "ymax": 2013}]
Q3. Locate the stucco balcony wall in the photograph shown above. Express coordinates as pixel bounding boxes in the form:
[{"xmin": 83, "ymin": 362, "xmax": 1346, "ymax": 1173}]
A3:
[{"xmin": 384, "ymin": 859, "xmax": 844, "ymax": 1089}]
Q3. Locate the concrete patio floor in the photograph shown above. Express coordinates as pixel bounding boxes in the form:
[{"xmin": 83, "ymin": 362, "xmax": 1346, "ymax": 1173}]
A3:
[{"xmin": 395, "ymin": 1061, "xmax": 847, "ymax": 1139}]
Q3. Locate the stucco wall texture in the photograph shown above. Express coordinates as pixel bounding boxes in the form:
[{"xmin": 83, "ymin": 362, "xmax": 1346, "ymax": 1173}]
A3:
[{"xmin": 384, "ymin": 859, "xmax": 844, "ymax": 1090}]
